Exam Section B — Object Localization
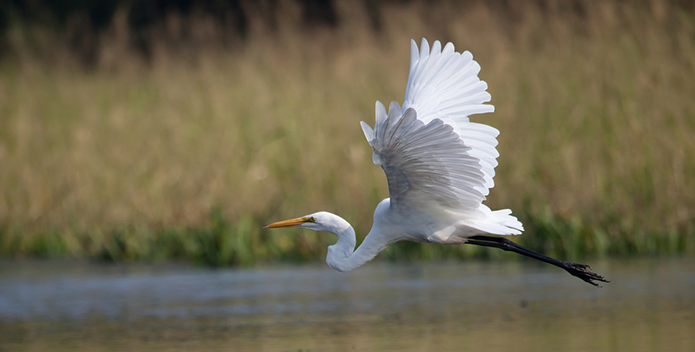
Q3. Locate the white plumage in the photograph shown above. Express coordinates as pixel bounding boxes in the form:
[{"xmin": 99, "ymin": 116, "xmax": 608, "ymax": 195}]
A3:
[{"xmin": 265, "ymin": 39, "xmax": 608, "ymax": 286}]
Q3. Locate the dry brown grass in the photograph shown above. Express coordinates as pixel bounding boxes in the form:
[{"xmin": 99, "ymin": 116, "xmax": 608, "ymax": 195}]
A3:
[{"xmin": 1, "ymin": 0, "xmax": 694, "ymax": 260}]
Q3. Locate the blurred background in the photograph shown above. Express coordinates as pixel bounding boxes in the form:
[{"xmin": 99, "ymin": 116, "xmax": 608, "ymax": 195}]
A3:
[
  {"xmin": 1, "ymin": 0, "xmax": 694, "ymax": 264},
  {"xmin": 1, "ymin": 1, "xmax": 695, "ymax": 351}
]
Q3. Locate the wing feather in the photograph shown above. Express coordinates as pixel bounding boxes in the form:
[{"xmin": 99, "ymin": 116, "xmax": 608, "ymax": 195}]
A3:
[
  {"xmin": 360, "ymin": 38, "xmax": 503, "ymax": 217},
  {"xmin": 404, "ymin": 38, "xmax": 494, "ymax": 125}
]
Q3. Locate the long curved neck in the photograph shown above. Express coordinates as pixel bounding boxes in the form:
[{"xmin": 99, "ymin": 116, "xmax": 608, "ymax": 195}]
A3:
[{"xmin": 323, "ymin": 214, "xmax": 385, "ymax": 272}]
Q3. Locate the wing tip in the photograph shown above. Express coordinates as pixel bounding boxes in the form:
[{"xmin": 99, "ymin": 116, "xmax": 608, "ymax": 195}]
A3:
[{"xmin": 360, "ymin": 121, "xmax": 374, "ymax": 144}]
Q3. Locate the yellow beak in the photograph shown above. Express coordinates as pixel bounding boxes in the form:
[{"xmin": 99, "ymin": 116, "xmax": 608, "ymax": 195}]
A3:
[{"xmin": 263, "ymin": 217, "xmax": 311, "ymax": 229}]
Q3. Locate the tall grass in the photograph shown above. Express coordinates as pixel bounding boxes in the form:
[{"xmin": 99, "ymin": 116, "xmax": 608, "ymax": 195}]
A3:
[{"xmin": 1, "ymin": 0, "xmax": 694, "ymax": 264}]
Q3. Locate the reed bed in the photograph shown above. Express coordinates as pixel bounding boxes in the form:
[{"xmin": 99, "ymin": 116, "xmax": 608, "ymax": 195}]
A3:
[{"xmin": 1, "ymin": 0, "xmax": 694, "ymax": 264}]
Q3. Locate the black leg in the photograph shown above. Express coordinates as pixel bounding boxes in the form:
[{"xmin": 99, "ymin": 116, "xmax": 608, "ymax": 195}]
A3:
[{"xmin": 465, "ymin": 235, "xmax": 609, "ymax": 287}]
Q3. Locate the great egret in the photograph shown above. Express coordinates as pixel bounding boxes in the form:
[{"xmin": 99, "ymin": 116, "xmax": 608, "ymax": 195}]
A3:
[{"xmin": 265, "ymin": 38, "xmax": 608, "ymax": 287}]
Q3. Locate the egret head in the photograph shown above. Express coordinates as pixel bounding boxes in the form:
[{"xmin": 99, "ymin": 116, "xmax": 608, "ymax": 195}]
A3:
[{"xmin": 263, "ymin": 211, "xmax": 350, "ymax": 233}]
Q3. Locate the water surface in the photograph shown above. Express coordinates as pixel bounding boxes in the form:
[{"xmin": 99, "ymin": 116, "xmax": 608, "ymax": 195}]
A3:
[{"xmin": 1, "ymin": 258, "xmax": 694, "ymax": 351}]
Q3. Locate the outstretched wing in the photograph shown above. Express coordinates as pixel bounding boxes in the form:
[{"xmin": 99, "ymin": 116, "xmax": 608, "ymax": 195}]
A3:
[{"xmin": 360, "ymin": 39, "xmax": 500, "ymax": 216}]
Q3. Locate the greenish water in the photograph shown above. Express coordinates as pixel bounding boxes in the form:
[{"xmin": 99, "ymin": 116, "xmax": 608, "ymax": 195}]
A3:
[{"xmin": 0, "ymin": 258, "xmax": 694, "ymax": 351}]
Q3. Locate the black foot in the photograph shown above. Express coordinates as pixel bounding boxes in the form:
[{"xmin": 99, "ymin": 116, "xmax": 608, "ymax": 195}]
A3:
[{"xmin": 559, "ymin": 262, "xmax": 610, "ymax": 287}]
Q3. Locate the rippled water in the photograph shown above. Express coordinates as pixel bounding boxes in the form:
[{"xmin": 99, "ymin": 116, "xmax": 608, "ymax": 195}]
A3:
[{"xmin": 1, "ymin": 258, "xmax": 694, "ymax": 351}]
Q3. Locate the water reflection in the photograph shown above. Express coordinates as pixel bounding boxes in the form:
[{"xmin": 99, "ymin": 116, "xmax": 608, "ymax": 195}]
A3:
[{"xmin": 1, "ymin": 258, "xmax": 694, "ymax": 351}]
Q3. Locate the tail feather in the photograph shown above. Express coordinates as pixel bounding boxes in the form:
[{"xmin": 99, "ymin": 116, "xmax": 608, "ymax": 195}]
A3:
[
  {"xmin": 490, "ymin": 208, "xmax": 524, "ymax": 234},
  {"xmin": 468, "ymin": 206, "xmax": 523, "ymax": 235}
]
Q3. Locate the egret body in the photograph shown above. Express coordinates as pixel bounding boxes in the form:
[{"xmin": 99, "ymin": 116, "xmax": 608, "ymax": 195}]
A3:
[{"xmin": 265, "ymin": 39, "xmax": 608, "ymax": 286}]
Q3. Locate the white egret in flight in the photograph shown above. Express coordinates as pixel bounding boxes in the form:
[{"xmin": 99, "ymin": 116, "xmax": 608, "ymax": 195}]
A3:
[{"xmin": 265, "ymin": 39, "xmax": 608, "ymax": 286}]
